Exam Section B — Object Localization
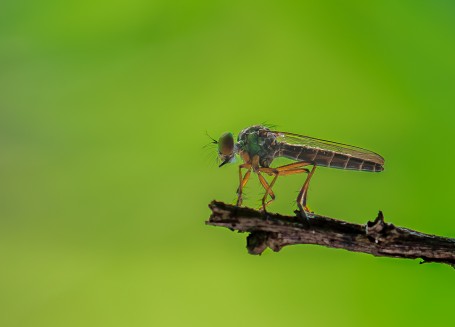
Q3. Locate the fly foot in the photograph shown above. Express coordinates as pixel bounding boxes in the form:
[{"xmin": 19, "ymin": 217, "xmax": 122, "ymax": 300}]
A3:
[
  {"xmin": 258, "ymin": 206, "xmax": 271, "ymax": 220},
  {"xmin": 297, "ymin": 205, "xmax": 314, "ymax": 225}
]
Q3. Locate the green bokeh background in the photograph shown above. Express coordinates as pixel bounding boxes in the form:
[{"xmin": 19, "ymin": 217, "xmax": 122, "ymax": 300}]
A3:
[{"xmin": 1, "ymin": 1, "xmax": 454, "ymax": 326}]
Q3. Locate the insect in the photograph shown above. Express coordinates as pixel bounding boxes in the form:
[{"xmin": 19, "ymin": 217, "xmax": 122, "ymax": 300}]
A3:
[{"xmin": 214, "ymin": 125, "xmax": 385, "ymax": 219}]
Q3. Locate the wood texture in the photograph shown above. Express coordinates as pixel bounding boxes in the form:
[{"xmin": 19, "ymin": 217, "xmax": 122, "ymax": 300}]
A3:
[{"xmin": 206, "ymin": 201, "xmax": 455, "ymax": 267}]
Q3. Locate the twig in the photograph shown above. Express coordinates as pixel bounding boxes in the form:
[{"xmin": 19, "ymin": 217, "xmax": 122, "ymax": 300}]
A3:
[{"xmin": 206, "ymin": 201, "xmax": 455, "ymax": 267}]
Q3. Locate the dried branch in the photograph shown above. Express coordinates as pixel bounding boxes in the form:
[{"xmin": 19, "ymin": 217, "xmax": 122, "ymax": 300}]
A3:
[{"xmin": 206, "ymin": 201, "xmax": 455, "ymax": 267}]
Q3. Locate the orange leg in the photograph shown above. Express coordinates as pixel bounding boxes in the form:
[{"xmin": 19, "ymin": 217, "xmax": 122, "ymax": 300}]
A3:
[
  {"xmin": 257, "ymin": 163, "xmax": 311, "ymax": 212},
  {"xmin": 277, "ymin": 168, "xmax": 311, "ymax": 176},
  {"xmin": 258, "ymin": 172, "xmax": 275, "ymax": 200},
  {"xmin": 260, "ymin": 173, "xmax": 279, "ymax": 211},
  {"xmin": 237, "ymin": 164, "xmax": 251, "ymax": 206},
  {"xmin": 260, "ymin": 161, "xmax": 310, "ymax": 175},
  {"xmin": 257, "ymin": 172, "xmax": 276, "ymax": 209},
  {"xmin": 297, "ymin": 165, "xmax": 317, "ymax": 219},
  {"xmin": 261, "ymin": 168, "xmax": 312, "ymax": 211}
]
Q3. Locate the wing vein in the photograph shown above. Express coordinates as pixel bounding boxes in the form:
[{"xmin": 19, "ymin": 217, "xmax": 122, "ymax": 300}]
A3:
[{"xmin": 272, "ymin": 131, "xmax": 384, "ymax": 165}]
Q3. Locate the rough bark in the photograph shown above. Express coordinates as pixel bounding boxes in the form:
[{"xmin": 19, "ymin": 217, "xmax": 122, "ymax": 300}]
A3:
[{"xmin": 206, "ymin": 201, "xmax": 455, "ymax": 267}]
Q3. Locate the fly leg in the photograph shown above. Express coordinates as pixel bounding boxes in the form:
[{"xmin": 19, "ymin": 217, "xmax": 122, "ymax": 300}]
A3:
[
  {"xmin": 237, "ymin": 164, "xmax": 251, "ymax": 206},
  {"xmin": 257, "ymin": 172, "xmax": 276, "ymax": 209},
  {"xmin": 260, "ymin": 161, "xmax": 311, "ymax": 176},
  {"xmin": 258, "ymin": 162, "xmax": 311, "ymax": 212},
  {"xmin": 259, "ymin": 172, "xmax": 279, "ymax": 212},
  {"xmin": 297, "ymin": 165, "xmax": 317, "ymax": 220}
]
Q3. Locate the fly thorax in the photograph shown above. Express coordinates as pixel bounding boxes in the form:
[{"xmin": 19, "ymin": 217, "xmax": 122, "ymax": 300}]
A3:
[{"xmin": 237, "ymin": 125, "xmax": 278, "ymax": 167}]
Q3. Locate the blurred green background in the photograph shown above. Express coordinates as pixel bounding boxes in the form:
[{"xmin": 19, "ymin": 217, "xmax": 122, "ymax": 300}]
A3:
[{"xmin": 1, "ymin": 1, "xmax": 454, "ymax": 326}]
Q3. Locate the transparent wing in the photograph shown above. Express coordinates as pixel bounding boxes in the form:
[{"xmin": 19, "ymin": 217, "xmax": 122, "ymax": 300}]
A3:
[{"xmin": 272, "ymin": 131, "xmax": 385, "ymax": 165}]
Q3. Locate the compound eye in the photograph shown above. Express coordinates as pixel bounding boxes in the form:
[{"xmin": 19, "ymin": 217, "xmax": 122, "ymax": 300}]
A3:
[{"xmin": 218, "ymin": 132, "xmax": 234, "ymax": 155}]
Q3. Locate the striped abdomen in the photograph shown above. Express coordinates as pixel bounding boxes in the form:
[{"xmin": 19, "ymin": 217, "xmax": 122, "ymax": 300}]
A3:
[{"xmin": 278, "ymin": 143, "xmax": 384, "ymax": 172}]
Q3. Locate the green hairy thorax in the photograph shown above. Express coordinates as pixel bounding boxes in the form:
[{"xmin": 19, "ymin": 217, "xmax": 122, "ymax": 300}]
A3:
[{"xmin": 236, "ymin": 125, "xmax": 278, "ymax": 167}]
